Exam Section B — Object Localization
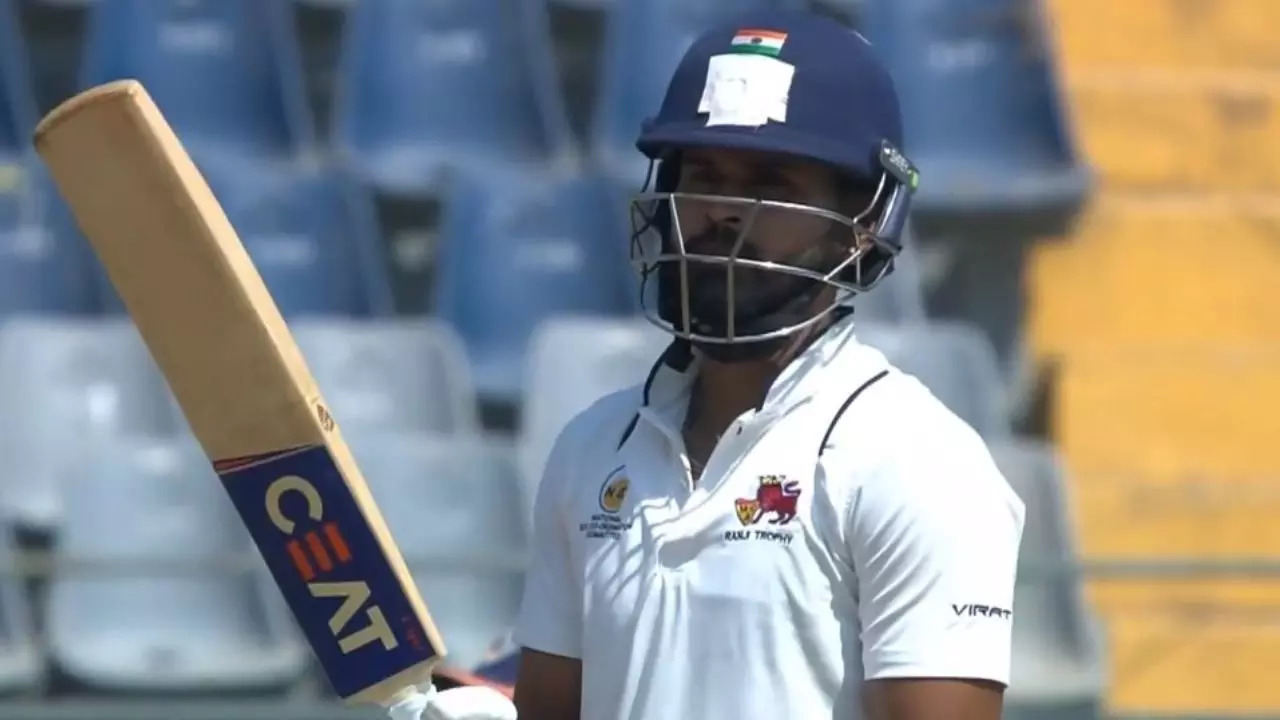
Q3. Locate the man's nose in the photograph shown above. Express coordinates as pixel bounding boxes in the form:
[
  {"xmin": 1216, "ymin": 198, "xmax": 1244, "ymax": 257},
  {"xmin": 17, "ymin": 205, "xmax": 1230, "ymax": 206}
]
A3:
[{"xmin": 703, "ymin": 198, "xmax": 743, "ymax": 228}]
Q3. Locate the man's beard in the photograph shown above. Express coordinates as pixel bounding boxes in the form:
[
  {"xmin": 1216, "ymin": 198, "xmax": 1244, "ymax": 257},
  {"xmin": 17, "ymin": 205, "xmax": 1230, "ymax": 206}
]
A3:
[{"xmin": 657, "ymin": 223, "xmax": 839, "ymax": 355}]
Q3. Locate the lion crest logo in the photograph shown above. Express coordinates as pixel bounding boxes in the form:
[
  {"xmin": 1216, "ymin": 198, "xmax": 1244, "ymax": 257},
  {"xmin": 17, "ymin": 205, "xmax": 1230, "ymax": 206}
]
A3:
[{"xmin": 734, "ymin": 475, "xmax": 801, "ymax": 526}]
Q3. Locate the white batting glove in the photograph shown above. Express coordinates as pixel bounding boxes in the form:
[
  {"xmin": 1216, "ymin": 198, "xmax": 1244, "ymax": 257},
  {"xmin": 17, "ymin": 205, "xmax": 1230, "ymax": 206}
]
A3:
[{"xmin": 386, "ymin": 682, "xmax": 517, "ymax": 720}]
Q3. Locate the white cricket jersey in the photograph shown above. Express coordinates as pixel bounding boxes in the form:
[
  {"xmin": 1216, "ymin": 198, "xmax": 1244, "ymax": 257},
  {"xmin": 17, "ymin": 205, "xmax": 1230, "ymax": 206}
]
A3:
[{"xmin": 514, "ymin": 313, "xmax": 1026, "ymax": 720}]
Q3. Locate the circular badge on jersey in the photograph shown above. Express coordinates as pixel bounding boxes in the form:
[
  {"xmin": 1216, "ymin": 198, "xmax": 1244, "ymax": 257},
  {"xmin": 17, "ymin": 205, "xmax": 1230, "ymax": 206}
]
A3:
[{"xmin": 598, "ymin": 468, "xmax": 630, "ymax": 514}]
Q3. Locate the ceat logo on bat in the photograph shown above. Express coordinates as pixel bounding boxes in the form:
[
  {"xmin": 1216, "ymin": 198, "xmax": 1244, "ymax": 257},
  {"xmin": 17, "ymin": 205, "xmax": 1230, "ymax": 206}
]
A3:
[
  {"xmin": 214, "ymin": 443, "xmax": 439, "ymax": 699},
  {"xmin": 734, "ymin": 475, "xmax": 801, "ymax": 526}
]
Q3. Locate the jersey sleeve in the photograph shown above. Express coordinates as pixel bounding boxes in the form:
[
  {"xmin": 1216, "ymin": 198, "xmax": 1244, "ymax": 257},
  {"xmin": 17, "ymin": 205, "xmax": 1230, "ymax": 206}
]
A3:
[
  {"xmin": 512, "ymin": 425, "xmax": 583, "ymax": 660},
  {"xmin": 846, "ymin": 427, "xmax": 1025, "ymax": 685}
]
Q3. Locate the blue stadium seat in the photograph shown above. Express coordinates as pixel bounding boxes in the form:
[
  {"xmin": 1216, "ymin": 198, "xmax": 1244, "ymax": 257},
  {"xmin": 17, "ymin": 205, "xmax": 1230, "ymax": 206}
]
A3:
[
  {"xmin": 348, "ymin": 430, "xmax": 526, "ymax": 670},
  {"xmin": 291, "ymin": 318, "xmax": 480, "ymax": 434},
  {"xmin": 856, "ymin": 320, "xmax": 1012, "ymax": 438},
  {"xmin": 47, "ymin": 434, "xmax": 307, "ymax": 693},
  {"xmin": 861, "ymin": 0, "xmax": 1090, "ymax": 234},
  {"xmin": 208, "ymin": 165, "xmax": 390, "ymax": 317},
  {"xmin": 0, "ymin": 317, "xmax": 178, "ymax": 531},
  {"xmin": 591, "ymin": 0, "xmax": 796, "ymax": 183},
  {"xmin": 433, "ymin": 172, "xmax": 639, "ymax": 403},
  {"xmin": 0, "ymin": 0, "xmax": 36, "ymax": 158},
  {"xmin": 333, "ymin": 0, "xmax": 574, "ymax": 194},
  {"xmin": 80, "ymin": 0, "xmax": 315, "ymax": 158},
  {"xmin": 0, "ymin": 161, "xmax": 98, "ymax": 315},
  {"xmin": 518, "ymin": 317, "xmax": 667, "ymax": 518},
  {"xmin": 4, "ymin": 0, "xmax": 89, "ymax": 318},
  {"xmin": 992, "ymin": 439, "xmax": 1106, "ymax": 720},
  {"xmin": 94, "ymin": 162, "xmax": 392, "ymax": 318}
]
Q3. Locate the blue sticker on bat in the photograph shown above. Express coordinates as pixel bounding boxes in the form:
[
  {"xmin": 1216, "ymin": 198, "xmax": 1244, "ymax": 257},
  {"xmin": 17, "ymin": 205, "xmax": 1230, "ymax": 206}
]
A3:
[{"xmin": 216, "ymin": 444, "xmax": 440, "ymax": 699}]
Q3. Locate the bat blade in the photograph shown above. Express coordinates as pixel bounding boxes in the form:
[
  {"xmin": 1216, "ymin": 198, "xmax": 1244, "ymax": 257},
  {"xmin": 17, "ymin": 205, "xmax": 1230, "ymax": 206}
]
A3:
[{"xmin": 32, "ymin": 79, "xmax": 445, "ymax": 705}]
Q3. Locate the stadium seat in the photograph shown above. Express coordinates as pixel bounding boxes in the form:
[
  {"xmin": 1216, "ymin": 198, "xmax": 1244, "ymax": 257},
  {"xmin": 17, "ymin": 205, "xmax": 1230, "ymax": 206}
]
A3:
[
  {"xmin": 433, "ymin": 172, "xmax": 639, "ymax": 404},
  {"xmin": 592, "ymin": 0, "xmax": 789, "ymax": 183},
  {"xmin": 0, "ymin": 160, "xmax": 98, "ymax": 316},
  {"xmin": 519, "ymin": 316, "xmax": 668, "ymax": 514},
  {"xmin": 332, "ymin": 0, "xmax": 574, "ymax": 194},
  {"xmin": 860, "ymin": 0, "xmax": 1090, "ymax": 235},
  {"xmin": 1057, "ymin": 346, "xmax": 1279, "ymax": 482},
  {"xmin": 0, "ymin": 0, "xmax": 37, "ymax": 158},
  {"xmin": 1045, "ymin": 0, "xmax": 1280, "ymax": 194},
  {"xmin": 992, "ymin": 439, "xmax": 1106, "ymax": 720},
  {"xmin": 1029, "ymin": 197, "xmax": 1280, "ymax": 354},
  {"xmin": 209, "ymin": 164, "xmax": 391, "ymax": 317},
  {"xmin": 349, "ymin": 430, "xmax": 526, "ymax": 670},
  {"xmin": 1064, "ymin": 67, "xmax": 1280, "ymax": 194},
  {"xmin": 79, "ymin": 0, "xmax": 315, "ymax": 159},
  {"xmin": 46, "ymin": 434, "xmax": 307, "ymax": 693},
  {"xmin": 95, "ymin": 162, "xmax": 393, "ymax": 318},
  {"xmin": 1047, "ymin": 0, "xmax": 1280, "ymax": 74},
  {"xmin": 291, "ymin": 317, "xmax": 480, "ymax": 434},
  {"xmin": 856, "ymin": 320, "xmax": 1011, "ymax": 438},
  {"xmin": 0, "ymin": 317, "xmax": 178, "ymax": 531}
]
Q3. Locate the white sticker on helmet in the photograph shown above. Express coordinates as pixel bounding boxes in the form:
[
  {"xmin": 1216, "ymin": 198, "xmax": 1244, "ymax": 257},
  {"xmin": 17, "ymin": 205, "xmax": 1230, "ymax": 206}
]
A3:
[{"xmin": 698, "ymin": 53, "xmax": 795, "ymax": 128}]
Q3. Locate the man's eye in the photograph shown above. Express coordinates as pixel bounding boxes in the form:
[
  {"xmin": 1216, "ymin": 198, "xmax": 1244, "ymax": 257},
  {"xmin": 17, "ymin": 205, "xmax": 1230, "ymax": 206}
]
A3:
[
  {"xmin": 754, "ymin": 180, "xmax": 797, "ymax": 201},
  {"xmin": 682, "ymin": 174, "xmax": 718, "ymax": 192}
]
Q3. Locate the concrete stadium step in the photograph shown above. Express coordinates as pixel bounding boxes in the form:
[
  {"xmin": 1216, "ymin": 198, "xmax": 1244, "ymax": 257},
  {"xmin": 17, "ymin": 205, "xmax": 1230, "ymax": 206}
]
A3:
[
  {"xmin": 1091, "ymin": 607, "xmax": 1280, "ymax": 712},
  {"xmin": 1028, "ymin": 195, "xmax": 1280, "ymax": 353},
  {"xmin": 1073, "ymin": 475, "xmax": 1280, "ymax": 558},
  {"xmin": 1046, "ymin": 0, "xmax": 1280, "ymax": 71},
  {"xmin": 1065, "ymin": 71, "xmax": 1280, "ymax": 191},
  {"xmin": 1053, "ymin": 345, "xmax": 1280, "ymax": 478}
]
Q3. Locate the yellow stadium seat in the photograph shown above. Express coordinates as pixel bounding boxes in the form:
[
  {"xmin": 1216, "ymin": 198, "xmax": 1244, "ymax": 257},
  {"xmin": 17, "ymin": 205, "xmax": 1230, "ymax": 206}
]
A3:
[
  {"xmin": 1064, "ymin": 72, "xmax": 1280, "ymax": 192},
  {"xmin": 1089, "ymin": 579, "xmax": 1280, "ymax": 613},
  {"xmin": 1095, "ymin": 608, "xmax": 1280, "ymax": 712},
  {"xmin": 1028, "ymin": 196, "xmax": 1280, "ymax": 354},
  {"xmin": 1072, "ymin": 474, "xmax": 1280, "ymax": 558},
  {"xmin": 1054, "ymin": 346, "xmax": 1280, "ymax": 478},
  {"xmin": 1042, "ymin": 0, "xmax": 1280, "ymax": 712},
  {"xmin": 1045, "ymin": 0, "xmax": 1280, "ymax": 72},
  {"xmin": 1048, "ymin": 349, "xmax": 1280, "ymax": 715}
]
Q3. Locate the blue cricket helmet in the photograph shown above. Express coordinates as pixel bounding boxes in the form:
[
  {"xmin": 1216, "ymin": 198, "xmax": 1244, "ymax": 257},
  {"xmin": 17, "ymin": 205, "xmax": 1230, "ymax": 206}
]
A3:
[
  {"xmin": 639, "ymin": 12, "xmax": 910, "ymax": 188},
  {"xmin": 627, "ymin": 10, "xmax": 919, "ymax": 361}
]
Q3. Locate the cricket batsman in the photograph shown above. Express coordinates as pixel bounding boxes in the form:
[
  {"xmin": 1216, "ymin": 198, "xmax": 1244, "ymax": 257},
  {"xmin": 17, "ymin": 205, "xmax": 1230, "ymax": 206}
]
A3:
[{"xmin": 388, "ymin": 9, "xmax": 1026, "ymax": 720}]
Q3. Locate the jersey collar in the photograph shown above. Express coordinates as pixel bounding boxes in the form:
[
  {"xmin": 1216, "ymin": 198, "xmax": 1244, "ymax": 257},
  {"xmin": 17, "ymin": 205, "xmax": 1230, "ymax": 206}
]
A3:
[{"xmin": 638, "ymin": 307, "xmax": 872, "ymax": 432}]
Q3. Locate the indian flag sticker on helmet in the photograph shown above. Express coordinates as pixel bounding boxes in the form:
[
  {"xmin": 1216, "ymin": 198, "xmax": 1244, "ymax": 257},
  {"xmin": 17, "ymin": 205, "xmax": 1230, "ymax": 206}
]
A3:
[{"xmin": 730, "ymin": 29, "xmax": 788, "ymax": 57}]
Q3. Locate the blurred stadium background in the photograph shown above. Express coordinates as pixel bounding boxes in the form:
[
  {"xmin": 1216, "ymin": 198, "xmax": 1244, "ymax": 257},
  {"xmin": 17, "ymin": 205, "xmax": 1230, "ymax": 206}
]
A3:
[{"xmin": 0, "ymin": 0, "xmax": 1274, "ymax": 718}]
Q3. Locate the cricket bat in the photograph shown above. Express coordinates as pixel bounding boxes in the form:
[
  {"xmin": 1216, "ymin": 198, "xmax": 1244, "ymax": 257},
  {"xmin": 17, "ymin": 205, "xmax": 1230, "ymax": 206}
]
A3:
[{"xmin": 32, "ymin": 79, "xmax": 446, "ymax": 705}]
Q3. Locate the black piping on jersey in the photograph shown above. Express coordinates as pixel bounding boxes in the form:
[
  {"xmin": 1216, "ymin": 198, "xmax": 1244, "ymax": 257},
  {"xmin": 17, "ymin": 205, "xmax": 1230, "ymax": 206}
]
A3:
[
  {"xmin": 615, "ymin": 344, "xmax": 672, "ymax": 450},
  {"xmin": 616, "ymin": 306, "xmax": 858, "ymax": 451},
  {"xmin": 817, "ymin": 369, "xmax": 889, "ymax": 457}
]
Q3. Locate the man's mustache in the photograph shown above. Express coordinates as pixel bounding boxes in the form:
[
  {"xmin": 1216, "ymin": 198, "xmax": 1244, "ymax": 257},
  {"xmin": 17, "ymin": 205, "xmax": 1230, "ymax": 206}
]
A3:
[{"xmin": 679, "ymin": 224, "xmax": 763, "ymax": 260}]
